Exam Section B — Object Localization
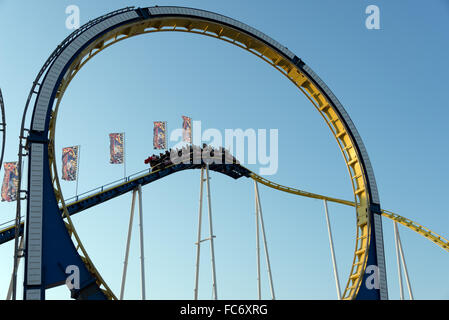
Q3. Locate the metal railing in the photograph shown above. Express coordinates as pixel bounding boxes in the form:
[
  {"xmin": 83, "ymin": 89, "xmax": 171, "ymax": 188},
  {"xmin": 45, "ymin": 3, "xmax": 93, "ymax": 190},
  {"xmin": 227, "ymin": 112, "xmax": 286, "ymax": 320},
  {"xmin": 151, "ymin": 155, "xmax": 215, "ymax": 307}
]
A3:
[{"xmin": 64, "ymin": 167, "xmax": 151, "ymax": 204}]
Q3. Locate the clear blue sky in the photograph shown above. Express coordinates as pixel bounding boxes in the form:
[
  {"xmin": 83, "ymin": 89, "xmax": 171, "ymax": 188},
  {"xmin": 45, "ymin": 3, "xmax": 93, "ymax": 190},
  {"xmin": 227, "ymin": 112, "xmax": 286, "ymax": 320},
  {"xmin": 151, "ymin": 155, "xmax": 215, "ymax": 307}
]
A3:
[{"xmin": 0, "ymin": 0, "xmax": 448, "ymax": 300}]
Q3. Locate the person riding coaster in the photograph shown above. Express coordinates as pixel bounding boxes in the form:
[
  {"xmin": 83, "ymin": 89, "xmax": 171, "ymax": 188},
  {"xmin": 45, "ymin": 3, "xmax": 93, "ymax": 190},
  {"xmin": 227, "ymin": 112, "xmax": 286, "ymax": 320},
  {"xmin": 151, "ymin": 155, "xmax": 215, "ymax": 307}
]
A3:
[{"xmin": 144, "ymin": 144, "xmax": 239, "ymax": 170}]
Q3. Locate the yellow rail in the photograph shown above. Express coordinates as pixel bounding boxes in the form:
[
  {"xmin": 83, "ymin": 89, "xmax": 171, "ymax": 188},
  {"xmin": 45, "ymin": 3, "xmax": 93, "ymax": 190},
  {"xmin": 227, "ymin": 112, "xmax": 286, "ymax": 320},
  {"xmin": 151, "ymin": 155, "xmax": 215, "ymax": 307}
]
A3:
[
  {"xmin": 381, "ymin": 210, "xmax": 449, "ymax": 253},
  {"xmin": 250, "ymin": 171, "xmax": 449, "ymax": 253},
  {"xmin": 250, "ymin": 172, "xmax": 354, "ymax": 207}
]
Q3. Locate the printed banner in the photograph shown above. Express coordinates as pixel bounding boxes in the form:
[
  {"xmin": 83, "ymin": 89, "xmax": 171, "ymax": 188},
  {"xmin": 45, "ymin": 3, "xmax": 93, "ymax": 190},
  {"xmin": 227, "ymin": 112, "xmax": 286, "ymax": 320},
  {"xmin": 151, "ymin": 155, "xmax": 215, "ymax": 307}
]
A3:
[
  {"xmin": 109, "ymin": 133, "xmax": 124, "ymax": 164},
  {"xmin": 182, "ymin": 116, "xmax": 192, "ymax": 143},
  {"xmin": 153, "ymin": 121, "xmax": 167, "ymax": 149},
  {"xmin": 62, "ymin": 146, "xmax": 79, "ymax": 181},
  {"xmin": 1, "ymin": 162, "xmax": 19, "ymax": 202}
]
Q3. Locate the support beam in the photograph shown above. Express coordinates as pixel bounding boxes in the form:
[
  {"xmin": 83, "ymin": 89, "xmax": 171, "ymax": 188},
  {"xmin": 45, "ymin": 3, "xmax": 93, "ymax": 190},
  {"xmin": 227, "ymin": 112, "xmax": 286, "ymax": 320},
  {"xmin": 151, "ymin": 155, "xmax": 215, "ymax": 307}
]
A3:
[
  {"xmin": 255, "ymin": 182, "xmax": 261, "ymax": 300},
  {"xmin": 254, "ymin": 182, "xmax": 275, "ymax": 300},
  {"xmin": 194, "ymin": 167, "xmax": 205, "ymax": 300},
  {"xmin": 397, "ymin": 225, "xmax": 414, "ymax": 300},
  {"xmin": 7, "ymin": 236, "xmax": 24, "ymax": 300},
  {"xmin": 393, "ymin": 221, "xmax": 404, "ymax": 300},
  {"xmin": 205, "ymin": 164, "xmax": 218, "ymax": 300},
  {"xmin": 120, "ymin": 189, "xmax": 137, "ymax": 300},
  {"xmin": 137, "ymin": 184, "xmax": 146, "ymax": 300},
  {"xmin": 323, "ymin": 200, "xmax": 341, "ymax": 300}
]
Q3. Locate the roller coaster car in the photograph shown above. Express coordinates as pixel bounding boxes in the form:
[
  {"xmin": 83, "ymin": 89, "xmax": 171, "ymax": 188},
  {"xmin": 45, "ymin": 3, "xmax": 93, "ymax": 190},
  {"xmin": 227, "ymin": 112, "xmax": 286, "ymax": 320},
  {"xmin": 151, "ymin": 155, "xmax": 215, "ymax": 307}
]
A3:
[{"xmin": 145, "ymin": 145, "xmax": 240, "ymax": 171}]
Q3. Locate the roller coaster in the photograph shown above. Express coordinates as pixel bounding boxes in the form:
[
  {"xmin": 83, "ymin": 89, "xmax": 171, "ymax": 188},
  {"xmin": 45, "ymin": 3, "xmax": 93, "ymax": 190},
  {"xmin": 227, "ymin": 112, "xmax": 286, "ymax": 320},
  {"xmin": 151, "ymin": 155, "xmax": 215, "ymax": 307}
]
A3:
[{"xmin": 1, "ymin": 5, "xmax": 447, "ymax": 300}]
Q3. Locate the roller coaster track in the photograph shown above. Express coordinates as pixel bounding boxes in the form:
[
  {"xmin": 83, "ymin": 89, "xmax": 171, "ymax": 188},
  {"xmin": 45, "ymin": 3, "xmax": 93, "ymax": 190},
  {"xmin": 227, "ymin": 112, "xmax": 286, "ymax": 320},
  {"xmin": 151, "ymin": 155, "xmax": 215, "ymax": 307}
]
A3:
[
  {"xmin": 2, "ymin": 162, "xmax": 448, "ymax": 258},
  {"xmin": 248, "ymin": 171, "xmax": 449, "ymax": 253},
  {"xmin": 14, "ymin": 5, "xmax": 404, "ymax": 299}
]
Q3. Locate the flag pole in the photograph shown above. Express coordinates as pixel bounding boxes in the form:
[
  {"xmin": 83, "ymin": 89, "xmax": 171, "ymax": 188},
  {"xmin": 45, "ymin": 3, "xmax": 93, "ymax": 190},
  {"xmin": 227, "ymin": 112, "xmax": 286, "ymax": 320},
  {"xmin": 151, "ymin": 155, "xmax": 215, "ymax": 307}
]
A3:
[
  {"xmin": 11, "ymin": 160, "xmax": 24, "ymax": 300},
  {"xmin": 123, "ymin": 132, "xmax": 126, "ymax": 180},
  {"xmin": 163, "ymin": 122, "xmax": 165, "ymax": 149},
  {"xmin": 75, "ymin": 145, "xmax": 80, "ymax": 199}
]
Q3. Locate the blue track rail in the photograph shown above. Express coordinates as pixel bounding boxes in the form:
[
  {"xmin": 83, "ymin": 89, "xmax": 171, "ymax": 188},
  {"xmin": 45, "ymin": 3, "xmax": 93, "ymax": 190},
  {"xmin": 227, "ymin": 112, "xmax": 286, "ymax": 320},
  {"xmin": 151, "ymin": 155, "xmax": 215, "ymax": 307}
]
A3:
[{"xmin": 0, "ymin": 162, "xmax": 251, "ymax": 245}]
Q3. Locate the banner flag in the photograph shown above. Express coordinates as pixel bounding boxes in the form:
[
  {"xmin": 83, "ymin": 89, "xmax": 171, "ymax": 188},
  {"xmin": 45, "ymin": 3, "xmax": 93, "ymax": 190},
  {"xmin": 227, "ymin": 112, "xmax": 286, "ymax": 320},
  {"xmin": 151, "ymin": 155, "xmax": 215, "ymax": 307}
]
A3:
[
  {"xmin": 182, "ymin": 116, "xmax": 192, "ymax": 143},
  {"xmin": 153, "ymin": 121, "xmax": 167, "ymax": 149},
  {"xmin": 109, "ymin": 133, "xmax": 124, "ymax": 164},
  {"xmin": 1, "ymin": 162, "xmax": 19, "ymax": 202},
  {"xmin": 62, "ymin": 146, "xmax": 79, "ymax": 181}
]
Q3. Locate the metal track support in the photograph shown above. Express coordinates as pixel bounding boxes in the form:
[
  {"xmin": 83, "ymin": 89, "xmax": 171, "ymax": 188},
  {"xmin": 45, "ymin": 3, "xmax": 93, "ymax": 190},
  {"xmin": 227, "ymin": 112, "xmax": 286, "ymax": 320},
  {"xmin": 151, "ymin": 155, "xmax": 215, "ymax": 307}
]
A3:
[
  {"xmin": 393, "ymin": 221, "xmax": 404, "ymax": 300},
  {"xmin": 205, "ymin": 164, "xmax": 218, "ymax": 300},
  {"xmin": 254, "ymin": 181, "xmax": 275, "ymax": 299},
  {"xmin": 395, "ymin": 222, "xmax": 414, "ymax": 299},
  {"xmin": 323, "ymin": 200, "xmax": 342, "ymax": 300},
  {"xmin": 194, "ymin": 167, "xmax": 205, "ymax": 300},
  {"xmin": 137, "ymin": 184, "xmax": 146, "ymax": 300},
  {"xmin": 255, "ymin": 182, "xmax": 261, "ymax": 300},
  {"xmin": 119, "ymin": 188, "xmax": 137, "ymax": 299}
]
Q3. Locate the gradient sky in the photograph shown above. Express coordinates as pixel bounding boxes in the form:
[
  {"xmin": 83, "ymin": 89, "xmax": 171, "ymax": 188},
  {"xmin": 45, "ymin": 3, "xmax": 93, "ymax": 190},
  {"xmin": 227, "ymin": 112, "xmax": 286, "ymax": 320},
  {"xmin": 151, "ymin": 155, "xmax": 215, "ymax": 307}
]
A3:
[{"xmin": 0, "ymin": 0, "xmax": 448, "ymax": 300}]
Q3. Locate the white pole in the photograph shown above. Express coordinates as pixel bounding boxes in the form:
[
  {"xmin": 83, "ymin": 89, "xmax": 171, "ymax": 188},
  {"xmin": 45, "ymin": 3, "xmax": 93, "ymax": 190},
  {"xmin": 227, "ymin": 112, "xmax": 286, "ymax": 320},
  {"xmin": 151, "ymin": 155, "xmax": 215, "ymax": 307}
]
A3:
[
  {"xmin": 75, "ymin": 145, "xmax": 81, "ymax": 198},
  {"xmin": 397, "ymin": 227, "xmax": 414, "ymax": 300},
  {"xmin": 120, "ymin": 189, "xmax": 137, "ymax": 300},
  {"xmin": 123, "ymin": 132, "xmax": 127, "ymax": 180},
  {"xmin": 254, "ymin": 182, "xmax": 275, "ymax": 300},
  {"xmin": 7, "ymin": 235, "xmax": 24, "ymax": 300},
  {"xmin": 255, "ymin": 181, "xmax": 261, "ymax": 300},
  {"xmin": 323, "ymin": 200, "xmax": 342, "ymax": 300},
  {"xmin": 12, "ymin": 160, "xmax": 25, "ymax": 300},
  {"xmin": 137, "ymin": 184, "xmax": 146, "ymax": 300},
  {"xmin": 205, "ymin": 164, "xmax": 218, "ymax": 300},
  {"xmin": 255, "ymin": 184, "xmax": 261, "ymax": 300},
  {"xmin": 393, "ymin": 221, "xmax": 404, "ymax": 300},
  {"xmin": 194, "ymin": 167, "xmax": 205, "ymax": 300}
]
